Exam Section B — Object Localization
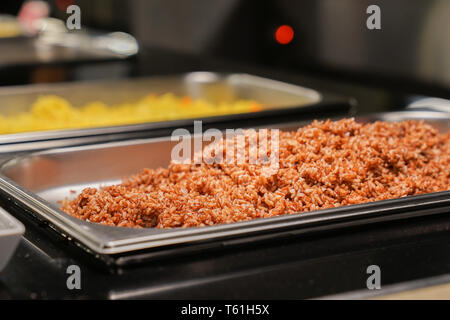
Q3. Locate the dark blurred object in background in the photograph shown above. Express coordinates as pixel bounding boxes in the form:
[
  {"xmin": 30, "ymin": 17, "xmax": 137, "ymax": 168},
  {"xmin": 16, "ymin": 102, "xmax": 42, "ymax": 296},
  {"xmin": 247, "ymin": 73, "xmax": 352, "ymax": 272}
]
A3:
[
  {"xmin": 1, "ymin": 0, "xmax": 449, "ymax": 91},
  {"xmin": 0, "ymin": 0, "xmax": 137, "ymax": 85},
  {"xmin": 129, "ymin": 0, "xmax": 450, "ymax": 94},
  {"xmin": 0, "ymin": 0, "xmax": 448, "ymax": 106}
]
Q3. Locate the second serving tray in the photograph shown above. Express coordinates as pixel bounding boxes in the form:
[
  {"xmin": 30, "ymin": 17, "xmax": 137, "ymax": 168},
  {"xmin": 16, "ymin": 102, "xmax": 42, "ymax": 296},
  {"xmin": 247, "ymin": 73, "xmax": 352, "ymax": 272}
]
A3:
[{"xmin": 0, "ymin": 72, "xmax": 351, "ymax": 154}]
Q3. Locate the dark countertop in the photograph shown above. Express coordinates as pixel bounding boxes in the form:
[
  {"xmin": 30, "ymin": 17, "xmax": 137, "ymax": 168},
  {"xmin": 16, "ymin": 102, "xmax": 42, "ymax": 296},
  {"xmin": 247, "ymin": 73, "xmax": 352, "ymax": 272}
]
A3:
[
  {"xmin": 0, "ymin": 46, "xmax": 449, "ymax": 299},
  {"xmin": 2, "ymin": 207, "xmax": 450, "ymax": 299}
]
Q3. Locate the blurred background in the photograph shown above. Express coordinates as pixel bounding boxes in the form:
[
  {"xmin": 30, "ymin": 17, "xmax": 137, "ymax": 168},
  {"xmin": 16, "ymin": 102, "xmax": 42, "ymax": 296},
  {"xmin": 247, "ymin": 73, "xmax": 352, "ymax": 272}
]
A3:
[{"xmin": 0, "ymin": 0, "xmax": 449, "ymax": 112}]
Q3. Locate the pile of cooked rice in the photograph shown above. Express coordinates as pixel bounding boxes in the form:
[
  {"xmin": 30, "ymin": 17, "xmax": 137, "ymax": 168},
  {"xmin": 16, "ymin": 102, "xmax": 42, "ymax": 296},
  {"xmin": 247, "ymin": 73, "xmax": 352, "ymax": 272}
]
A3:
[
  {"xmin": 61, "ymin": 118, "xmax": 450, "ymax": 228},
  {"xmin": 0, "ymin": 94, "xmax": 262, "ymax": 134}
]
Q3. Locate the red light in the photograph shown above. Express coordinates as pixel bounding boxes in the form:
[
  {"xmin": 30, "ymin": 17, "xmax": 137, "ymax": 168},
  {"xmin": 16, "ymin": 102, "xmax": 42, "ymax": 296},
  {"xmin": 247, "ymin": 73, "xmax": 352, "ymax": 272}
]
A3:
[
  {"xmin": 275, "ymin": 25, "xmax": 294, "ymax": 45},
  {"xmin": 56, "ymin": 0, "xmax": 75, "ymax": 11}
]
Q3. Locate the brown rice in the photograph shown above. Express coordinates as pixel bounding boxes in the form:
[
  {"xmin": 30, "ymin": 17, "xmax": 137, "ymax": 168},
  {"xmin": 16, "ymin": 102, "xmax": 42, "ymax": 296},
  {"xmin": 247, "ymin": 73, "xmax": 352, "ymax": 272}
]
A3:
[{"xmin": 60, "ymin": 119, "xmax": 450, "ymax": 228}]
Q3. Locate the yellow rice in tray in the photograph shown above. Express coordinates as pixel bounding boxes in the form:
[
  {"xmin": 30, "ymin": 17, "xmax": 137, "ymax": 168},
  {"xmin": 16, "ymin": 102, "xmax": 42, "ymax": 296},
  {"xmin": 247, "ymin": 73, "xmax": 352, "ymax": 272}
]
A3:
[{"xmin": 0, "ymin": 94, "xmax": 263, "ymax": 134}]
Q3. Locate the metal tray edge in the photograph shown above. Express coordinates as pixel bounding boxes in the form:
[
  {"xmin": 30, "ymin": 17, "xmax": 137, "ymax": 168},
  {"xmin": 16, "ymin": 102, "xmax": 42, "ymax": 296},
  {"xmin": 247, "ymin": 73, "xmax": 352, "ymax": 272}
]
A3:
[{"xmin": 0, "ymin": 166, "xmax": 449, "ymax": 255}]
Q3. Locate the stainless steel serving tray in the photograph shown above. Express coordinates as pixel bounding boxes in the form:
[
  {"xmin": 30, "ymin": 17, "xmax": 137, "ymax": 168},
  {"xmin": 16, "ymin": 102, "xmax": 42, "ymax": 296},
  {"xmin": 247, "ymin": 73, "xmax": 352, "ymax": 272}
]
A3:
[
  {"xmin": 0, "ymin": 72, "xmax": 343, "ymax": 154},
  {"xmin": 0, "ymin": 111, "xmax": 448, "ymax": 266}
]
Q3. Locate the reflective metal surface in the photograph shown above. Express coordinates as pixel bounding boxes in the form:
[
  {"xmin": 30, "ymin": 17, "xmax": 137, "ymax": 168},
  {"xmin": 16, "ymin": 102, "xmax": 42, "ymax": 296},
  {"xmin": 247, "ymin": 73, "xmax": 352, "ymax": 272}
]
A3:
[{"xmin": 0, "ymin": 111, "xmax": 448, "ymax": 259}]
